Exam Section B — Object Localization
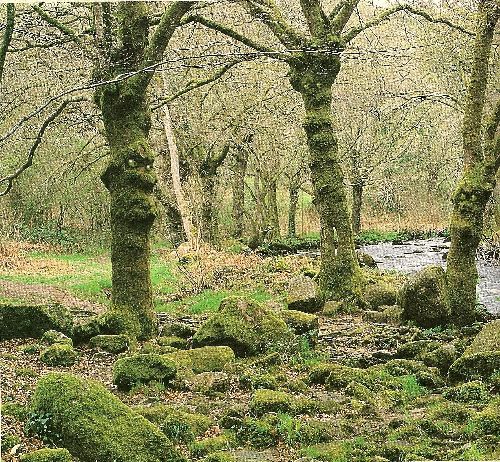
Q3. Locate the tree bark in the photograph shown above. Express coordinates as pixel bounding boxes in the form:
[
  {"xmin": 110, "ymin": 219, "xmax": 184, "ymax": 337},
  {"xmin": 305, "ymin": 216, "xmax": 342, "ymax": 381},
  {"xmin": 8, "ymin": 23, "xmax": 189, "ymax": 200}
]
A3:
[
  {"xmin": 289, "ymin": 55, "xmax": 361, "ymax": 303},
  {"xmin": 446, "ymin": 0, "xmax": 499, "ymax": 325},
  {"xmin": 267, "ymin": 179, "xmax": 280, "ymax": 239},
  {"xmin": 200, "ymin": 173, "xmax": 218, "ymax": 245},
  {"xmin": 288, "ymin": 183, "xmax": 299, "ymax": 238},
  {"xmin": 351, "ymin": 181, "xmax": 363, "ymax": 236},
  {"xmin": 94, "ymin": 2, "xmax": 193, "ymax": 339},
  {"xmin": 232, "ymin": 144, "xmax": 248, "ymax": 239}
]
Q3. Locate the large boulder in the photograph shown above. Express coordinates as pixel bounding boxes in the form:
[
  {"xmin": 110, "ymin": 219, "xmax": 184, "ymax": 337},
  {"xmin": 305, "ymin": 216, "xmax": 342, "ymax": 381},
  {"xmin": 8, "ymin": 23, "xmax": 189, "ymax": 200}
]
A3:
[
  {"xmin": 192, "ymin": 297, "xmax": 294, "ymax": 356},
  {"xmin": 286, "ymin": 275, "xmax": 323, "ymax": 313},
  {"xmin": 449, "ymin": 320, "xmax": 500, "ymax": 382},
  {"xmin": 29, "ymin": 373, "xmax": 186, "ymax": 462},
  {"xmin": 164, "ymin": 346, "xmax": 235, "ymax": 373},
  {"xmin": 399, "ymin": 266, "xmax": 450, "ymax": 327},
  {"xmin": 0, "ymin": 303, "xmax": 73, "ymax": 340}
]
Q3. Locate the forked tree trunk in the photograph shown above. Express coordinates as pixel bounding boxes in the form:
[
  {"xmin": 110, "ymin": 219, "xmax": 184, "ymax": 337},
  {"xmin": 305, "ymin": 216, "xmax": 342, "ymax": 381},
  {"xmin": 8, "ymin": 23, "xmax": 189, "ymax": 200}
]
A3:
[
  {"xmin": 446, "ymin": 0, "xmax": 499, "ymax": 325},
  {"xmin": 289, "ymin": 56, "xmax": 361, "ymax": 303}
]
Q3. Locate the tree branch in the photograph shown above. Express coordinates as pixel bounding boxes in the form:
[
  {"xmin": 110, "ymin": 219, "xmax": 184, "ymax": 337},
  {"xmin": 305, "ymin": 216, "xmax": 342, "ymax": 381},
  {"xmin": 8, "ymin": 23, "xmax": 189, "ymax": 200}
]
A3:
[
  {"xmin": 299, "ymin": 0, "xmax": 330, "ymax": 38},
  {"xmin": 331, "ymin": 0, "xmax": 360, "ymax": 34},
  {"xmin": 0, "ymin": 3, "xmax": 15, "ymax": 82},
  {"xmin": 182, "ymin": 14, "xmax": 281, "ymax": 57},
  {"xmin": 343, "ymin": 4, "xmax": 474, "ymax": 43},
  {"xmin": 153, "ymin": 59, "xmax": 243, "ymax": 110},
  {"xmin": 32, "ymin": 5, "xmax": 81, "ymax": 44},
  {"xmin": 0, "ymin": 101, "xmax": 71, "ymax": 197},
  {"xmin": 244, "ymin": 0, "xmax": 305, "ymax": 48}
]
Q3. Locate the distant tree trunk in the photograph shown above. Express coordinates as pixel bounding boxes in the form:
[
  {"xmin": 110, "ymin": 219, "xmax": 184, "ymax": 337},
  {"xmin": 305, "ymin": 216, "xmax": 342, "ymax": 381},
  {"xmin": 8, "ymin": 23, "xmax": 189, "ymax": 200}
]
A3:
[
  {"xmin": 94, "ymin": 2, "xmax": 192, "ymax": 339},
  {"xmin": 446, "ymin": 0, "xmax": 499, "ymax": 325},
  {"xmin": 267, "ymin": 179, "xmax": 280, "ymax": 239},
  {"xmin": 200, "ymin": 173, "xmax": 218, "ymax": 245},
  {"xmin": 289, "ymin": 57, "xmax": 361, "ymax": 303},
  {"xmin": 232, "ymin": 144, "xmax": 248, "ymax": 239},
  {"xmin": 155, "ymin": 148, "xmax": 185, "ymax": 246},
  {"xmin": 162, "ymin": 98, "xmax": 195, "ymax": 245},
  {"xmin": 288, "ymin": 183, "xmax": 299, "ymax": 238},
  {"xmin": 351, "ymin": 181, "xmax": 363, "ymax": 235}
]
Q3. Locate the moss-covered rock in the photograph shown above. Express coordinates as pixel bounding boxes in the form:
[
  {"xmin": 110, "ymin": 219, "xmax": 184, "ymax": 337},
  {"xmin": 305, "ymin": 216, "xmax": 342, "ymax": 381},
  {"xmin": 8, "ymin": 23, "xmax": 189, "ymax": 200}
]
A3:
[
  {"xmin": 399, "ymin": 265, "xmax": 450, "ymax": 327},
  {"xmin": 39, "ymin": 344, "xmax": 77, "ymax": 367},
  {"xmin": 280, "ymin": 310, "xmax": 319, "ymax": 335},
  {"xmin": 250, "ymin": 389, "xmax": 317, "ymax": 416},
  {"xmin": 192, "ymin": 297, "xmax": 294, "ymax": 356},
  {"xmin": 41, "ymin": 330, "xmax": 73, "ymax": 347},
  {"xmin": 189, "ymin": 434, "xmax": 234, "ymax": 458},
  {"xmin": 363, "ymin": 278, "xmax": 398, "ymax": 310},
  {"xmin": 135, "ymin": 404, "xmax": 212, "ymax": 443},
  {"xmin": 190, "ymin": 371, "xmax": 231, "ymax": 394},
  {"xmin": 164, "ymin": 346, "xmax": 235, "ymax": 373},
  {"xmin": 20, "ymin": 448, "xmax": 72, "ymax": 462},
  {"xmin": 286, "ymin": 275, "xmax": 323, "ymax": 313},
  {"xmin": 203, "ymin": 452, "xmax": 235, "ymax": 462},
  {"xmin": 357, "ymin": 251, "xmax": 377, "ymax": 268},
  {"xmin": 158, "ymin": 336, "xmax": 188, "ymax": 349},
  {"xmin": 443, "ymin": 381, "xmax": 490, "ymax": 404},
  {"xmin": 0, "ymin": 303, "xmax": 73, "ymax": 340},
  {"xmin": 89, "ymin": 334, "xmax": 130, "ymax": 353},
  {"xmin": 449, "ymin": 321, "xmax": 500, "ymax": 382},
  {"xmin": 113, "ymin": 354, "xmax": 177, "ymax": 391},
  {"xmin": 471, "ymin": 398, "xmax": 500, "ymax": 436},
  {"xmin": 397, "ymin": 340, "xmax": 441, "ymax": 358},
  {"xmin": 72, "ymin": 318, "xmax": 100, "ymax": 344},
  {"xmin": 161, "ymin": 321, "xmax": 196, "ymax": 339},
  {"xmin": 29, "ymin": 373, "xmax": 186, "ymax": 462}
]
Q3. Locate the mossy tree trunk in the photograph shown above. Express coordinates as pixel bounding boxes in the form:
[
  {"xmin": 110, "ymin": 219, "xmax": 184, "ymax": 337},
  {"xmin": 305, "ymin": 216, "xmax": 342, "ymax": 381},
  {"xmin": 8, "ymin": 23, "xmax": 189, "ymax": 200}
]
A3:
[
  {"xmin": 232, "ymin": 136, "xmax": 250, "ymax": 239},
  {"xmin": 94, "ymin": 2, "xmax": 193, "ymax": 339},
  {"xmin": 288, "ymin": 183, "xmax": 299, "ymax": 238},
  {"xmin": 446, "ymin": 0, "xmax": 499, "ymax": 325},
  {"xmin": 267, "ymin": 179, "xmax": 281, "ymax": 240},
  {"xmin": 289, "ymin": 54, "xmax": 361, "ymax": 302},
  {"xmin": 188, "ymin": 0, "xmax": 469, "ymax": 302}
]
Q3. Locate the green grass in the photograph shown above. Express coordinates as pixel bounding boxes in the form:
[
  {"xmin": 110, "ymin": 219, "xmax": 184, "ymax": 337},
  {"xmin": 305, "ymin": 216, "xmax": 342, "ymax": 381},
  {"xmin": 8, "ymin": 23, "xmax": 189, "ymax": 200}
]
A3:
[{"xmin": 155, "ymin": 288, "xmax": 274, "ymax": 315}]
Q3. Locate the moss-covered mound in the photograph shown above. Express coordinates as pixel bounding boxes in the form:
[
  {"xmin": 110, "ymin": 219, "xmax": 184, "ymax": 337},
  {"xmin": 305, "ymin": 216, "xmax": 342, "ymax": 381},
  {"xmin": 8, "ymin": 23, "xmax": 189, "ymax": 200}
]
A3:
[
  {"xmin": 363, "ymin": 275, "xmax": 398, "ymax": 310},
  {"xmin": 0, "ymin": 303, "xmax": 73, "ymax": 340},
  {"xmin": 250, "ymin": 389, "xmax": 317, "ymax": 416},
  {"xmin": 89, "ymin": 334, "xmax": 130, "ymax": 353},
  {"xmin": 20, "ymin": 448, "xmax": 73, "ymax": 462},
  {"xmin": 135, "ymin": 404, "xmax": 213, "ymax": 443},
  {"xmin": 449, "ymin": 320, "xmax": 500, "ymax": 382},
  {"xmin": 29, "ymin": 373, "xmax": 186, "ymax": 462},
  {"xmin": 192, "ymin": 297, "xmax": 294, "ymax": 356},
  {"xmin": 164, "ymin": 346, "xmax": 235, "ymax": 373},
  {"xmin": 399, "ymin": 266, "xmax": 450, "ymax": 327},
  {"xmin": 397, "ymin": 340, "xmax": 456, "ymax": 373},
  {"xmin": 113, "ymin": 354, "xmax": 177, "ymax": 391},
  {"xmin": 39, "ymin": 344, "xmax": 78, "ymax": 367},
  {"xmin": 158, "ymin": 336, "xmax": 187, "ymax": 349},
  {"xmin": 280, "ymin": 310, "xmax": 319, "ymax": 335},
  {"xmin": 41, "ymin": 330, "xmax": 73, "ymax": 347},
  {"xmin": 286, "ymin": 275, "xmax": 323, "ymax": 313}
]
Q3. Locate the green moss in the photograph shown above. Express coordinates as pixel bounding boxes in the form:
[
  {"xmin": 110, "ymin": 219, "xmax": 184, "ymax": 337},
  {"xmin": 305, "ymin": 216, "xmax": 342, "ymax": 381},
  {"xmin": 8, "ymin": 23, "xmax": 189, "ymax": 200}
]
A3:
[
  {"xmin": 449, "ymin": 351, "xmax": 500, "ymax": 382},
  {"xmin": 362, "ymin": 275, "xmax": 398, "ymax": 310},
  {"xmin": 192, "ymin": 297, "xmax": 294, "ymax": 356},
  {"xmin": 158, "ymin": 336, "xmax": 187, "ymax": 349},
  {"xmin": 72, "ymin": 318, "xmax": 100, "ymax": 344},
  {"xmin": 39, "ymin": 344, "xmax": 77, "ymax": 367},
  {"xmin": 89, "ymin": 334, "xmax": 130, "ymax": 353},
  {"xmin": 20, "ymin": 448, "xmax": 73, "ymax": 462},
  {"xmin": 190, "ymin": 371, "xmax": 230, "ymax": 394},
  {"xmin": 286, "ymin": 275, "xmax": 323, "ymax": 313},
  {"xmin": 113, "ymin": 354, "xmax": 177, "ymax": 391},
  {"xmin": 250, "ymin": 389, "xmax": 318, "ymax": 416},
  {"xmin": 189, "ymin": 434, "xmax": 233, "ymax": 458},
  {"xmin": 1, "ymin": 433, "xmax": 21, "ymax": 453},
  {"xmin": 471, "ymin": 398, "xmax": 500, "ymax": 436},
  {"xmin": 280, "ymin": 310, "xmax": 319, "ymax": 334},
  {"xmin": 29, "ymin": 372, "xmax": 186, "ymax": 462},
  {"xmin": 399, "ymin": 265, "xmax": 450, "ymax": 327},
  {"xmin": 164, "ymin": 346, "xmax": 235, "ymax": 373},
  {"xmin": 239, "ymin": 416, "xmax": 279, "ymax": 448},
  {"xmin": 443, "ymin": 380, "xmax": 490, "ymax": 403},
  {"xmin": 0, "ymin": 303, "xmax": 73, "ymax": 340},
  {"xmin": 202, "ymin": 452, "xmax": 235, "ymax": 462},
  {"xmin": 1, "ymin": 401, "xmax": 29, "ymax": 421},
  {"xmin": 41, "ymin": 330, "xmax": 73, "ymax": 347},
  {"xmin": 161, "ymin": 321, "xmax": 195, "ymax": 338},
  {"xmin": 135, "ymin": 404, "xmax": 212, "ymax": 443}
]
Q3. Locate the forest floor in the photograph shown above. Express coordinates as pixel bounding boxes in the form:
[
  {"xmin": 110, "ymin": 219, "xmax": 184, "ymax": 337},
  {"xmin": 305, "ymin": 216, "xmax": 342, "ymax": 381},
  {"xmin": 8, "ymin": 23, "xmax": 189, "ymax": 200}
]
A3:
[{"xmin": 1, "ymin": 241, "xmax": 499, "ymax": 462}]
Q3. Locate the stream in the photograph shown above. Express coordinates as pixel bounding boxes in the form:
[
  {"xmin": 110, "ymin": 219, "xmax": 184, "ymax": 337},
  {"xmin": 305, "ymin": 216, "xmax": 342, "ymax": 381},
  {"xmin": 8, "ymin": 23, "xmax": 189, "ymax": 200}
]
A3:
[{"xmin": 361, "ymin": 238, "xmax": 500, "ymax": 315}]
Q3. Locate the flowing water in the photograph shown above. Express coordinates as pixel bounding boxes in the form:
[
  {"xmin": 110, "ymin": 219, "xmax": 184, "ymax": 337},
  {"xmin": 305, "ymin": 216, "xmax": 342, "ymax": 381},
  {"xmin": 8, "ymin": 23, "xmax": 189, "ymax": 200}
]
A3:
[{"xmin": 361, "ymin": 238, "xmax": 500, "ymax": 315}]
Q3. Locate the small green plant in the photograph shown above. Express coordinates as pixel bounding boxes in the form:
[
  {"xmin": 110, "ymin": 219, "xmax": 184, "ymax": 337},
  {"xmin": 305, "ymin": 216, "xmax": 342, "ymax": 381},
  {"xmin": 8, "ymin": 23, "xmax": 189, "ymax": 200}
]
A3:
[{"xmin": 25, "ymin": 411, "xmax": 61, "ymax": 445}]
